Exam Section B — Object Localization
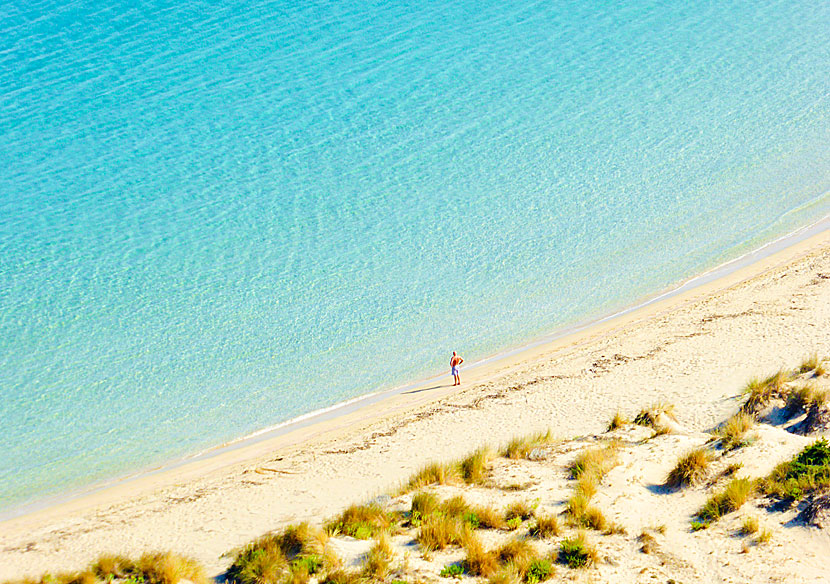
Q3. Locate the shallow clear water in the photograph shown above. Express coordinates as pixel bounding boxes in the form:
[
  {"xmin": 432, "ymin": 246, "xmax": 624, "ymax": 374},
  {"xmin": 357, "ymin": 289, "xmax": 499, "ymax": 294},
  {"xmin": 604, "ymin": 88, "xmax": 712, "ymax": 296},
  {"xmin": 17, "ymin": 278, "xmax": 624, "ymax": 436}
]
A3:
[{"xmin": 1, "ymin": 0, "xmax": 829, "ymax": 513}]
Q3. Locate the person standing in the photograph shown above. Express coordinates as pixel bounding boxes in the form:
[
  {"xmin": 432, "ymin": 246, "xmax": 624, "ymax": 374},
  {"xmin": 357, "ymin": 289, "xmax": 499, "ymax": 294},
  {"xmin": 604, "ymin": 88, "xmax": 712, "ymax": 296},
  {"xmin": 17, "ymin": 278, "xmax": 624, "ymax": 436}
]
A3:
[{"xmin": 450, "ymin": 351, "xmax": 464, "ymax": 386}]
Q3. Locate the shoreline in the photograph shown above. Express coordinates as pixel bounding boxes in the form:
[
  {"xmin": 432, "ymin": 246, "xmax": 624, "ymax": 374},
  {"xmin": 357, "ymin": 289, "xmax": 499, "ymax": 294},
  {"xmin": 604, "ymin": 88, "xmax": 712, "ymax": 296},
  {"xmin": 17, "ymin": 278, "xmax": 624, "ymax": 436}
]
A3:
[
  {"xmin": 4, "ymin": 215, "xmax": 828, "ymax": 524},
  {"xmin": 3, "ymin": 220, "xmax": 830, "ymax": 578}
]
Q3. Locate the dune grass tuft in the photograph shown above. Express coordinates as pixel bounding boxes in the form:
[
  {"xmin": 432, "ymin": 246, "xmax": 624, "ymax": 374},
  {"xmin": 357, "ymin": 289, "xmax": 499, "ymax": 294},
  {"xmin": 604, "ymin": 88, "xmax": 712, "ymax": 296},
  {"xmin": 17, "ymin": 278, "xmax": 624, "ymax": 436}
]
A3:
[
  {"xmin": 665, "ymin": 447, "xmax": 712, "ymax": 488},
  {"xmin": 495, "ymin": 538, "xmax": 538, "ymax": 577},
  {"xmin": 362, "ymin": 534, "xmax": 394, "ymax": 581},
  {"xmin": 786, "ymin": 383, "xmax": 828, "ymax": 415},
  {"xmin": 461, "ymin": 532, "xmax": 499, "ymax": 577},
  {"xmin": 228, "ymin": 524, "xmax": 329, "ymax": 584},
  {"xmin": 472, "ymin": 504, "xmax": 506, "ymax": 530},
  {"xmin": 633, "ymin": 402, "xmax": 675, "ymax": 429},
  {"xmin": 458, "ymin": 448, "xmax": 492, "ymax": 484},
  {"xmin": 696, "ymin": 478, "xmax": 755, "ymax": 526},
  {"xmin": 716, "ymin": 413, "xmax": 755, "ymax": 450},
  {"xmin": 404, "ymin": 463, "xmax": 460, "ymax": 491},
  {"xmin": 326, "ymin": 504, "xmax": 393, "ymax": 539},
  {"xmin": 557, "ymin": 532, "xmax": 597, "ymax": 569},
  {"xmin": 504, "ymin": 500, "xmax": 535, "ymax": 522},
  {"xmin": 741, "ymin": 369, "xmax": 791, "ymax": 414},
  {"xmin": 740, "ymin": 516, "xmax": 759, "ymax": 536},
  {"xmin": 320, "ymin": 569, "xmax": 364, "ymax": 584},
  {"xmin": 416, "ymin": 513, "xmax": 467, "ymax": 551},
  {"xmin": 798, "ymin": 353, "xmax": 821, "ymax": 374},
  {"xmin": 607, "ymin": 411, "xmax": 629, "ymax": 431},
  {"xmin": 487, "ymin": 565, "xmax": 522, "ymax": 584},
  {"xmin": 638, "ymin": 531, "xmax": 656, "ymax": 554},
  {"xmin": 528, "ymin": 514, "xmax": 560, "ymax": 538},
  {"xmin": 502, "ymin": 430, "xmax": 555, "ymax": 460},
  {"xmin": 410, "ymin": 491, "xmax": 439, "ymax": 522},
  {"xmin": 569, "ymin": 442, "xmax": 619, "ymax": 487}
]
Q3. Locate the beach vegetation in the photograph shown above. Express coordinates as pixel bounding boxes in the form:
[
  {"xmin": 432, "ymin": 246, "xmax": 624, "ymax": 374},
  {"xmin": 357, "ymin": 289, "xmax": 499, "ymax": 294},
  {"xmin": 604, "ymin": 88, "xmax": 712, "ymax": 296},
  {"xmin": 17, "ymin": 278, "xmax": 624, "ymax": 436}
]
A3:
[
  {"xmin": 505, "ymin": 517, "xmax": 523, "ymax": 530},
  {"xmin": 458, "ymin": 448, "xmax": 492, "ymax": 484},
  {"xmin": 441, "ymin": 495, "xmax": 471, "ymax": 518},
  {"xmin": 756, "ymin": 528, "xmax": 773, "ymax": 544},
  {"xmin": 798, "ymin": 354, "xmax": 821, "ymax": 374},
  {"xmin": 439, "ymin": 564, "xmax": 464, "ymax": 579},
  {"xmin": 786, "ymin": 383, "xmax": 828, "ymax": 415},
  {"xmin": 665, "ymin": 447, "xmax": 712, "ymax": 488},
  {"xmin": 759, "ymin": 438, "xmax": 830, "ymax": 500},
  {"xmin": 416, "ymin": 513, "xmax": 467, "ymax": 551},
  {"xmin": 325, "ymin": 504, "xmax": 393, "ymax": 539},
  {"xmin": 633, "ymin": 402, "xmax": 675, "ymax": 429},
  {"xmin": 557, "ymin": 532, "xmax": 597, "ymax": 569},
  {"xmin": 4, "ymin": 553, "xmax": 208, "ymax": 584},
  {"xmin": 362, "ymin": 534, "xmax": 394, "ymax": 581},
  {"xmin": 528, "ymin": 514, "xmax": 560, "ymax": 538},
  {"xmin": 638, "ymin": 531, "xmax": 656, "ymax": 554},
  {"xmin": 524, "ymin": 559, "xmax": 553, "ymax": 584},
  {"xmin": 92, "ymin": 556, "xmax": 134, "ymax": 579},
  {"xmin": 695, "ymin": 478, "xmax": 755, "ymax": 527},
  {"xmin": 741, "ymin": 369, "xmax": 790, "ymax": 415},
  {"xmin": 569, "ymin": 442, "xmax": 619, "ymax": 484},
  {"xmin": 607, "ymin": 411, "xmax": 629, "ymax": 431},
  {"xmin": 502, "ymin": 431, "xmax": 555, "ymax": 460},
  {"xmin": 487, "ymin": 566, "xmax": 521, "ymax": 584},
  {"xmin": 404, "ymin": 463, "xmax": 460, "ymax": 491},
  {"xmin": 461, "ymin": 532, "xmax": 499, "ymax": 577},
  {"xmin": 409, "ymin": 492, "xmax": 438, "ymax": 525},
  {"xmin": 319, "ymin": 570, "xmax": 364, "ymax": 584},
  {"xmin": 504, "ymin": 500, "xmax": 535, "ymax": 522},
  {"xmin": 495, "ymin": 539, "xmax": 537, "ymax": 576},
  {"xmin": 473, "ymin": 504, "xmax": 506, "ymax": 529},
  {"xmin": 739, "ymin": 516, "xmax": 759, "ymax": 536},
  {"xmin": 716, "ymin": 413, "xmax": 755, "ymax": 450},
  {"xmin": 228, "ymin": 524, "xmax": 328, "ymax": 584}
]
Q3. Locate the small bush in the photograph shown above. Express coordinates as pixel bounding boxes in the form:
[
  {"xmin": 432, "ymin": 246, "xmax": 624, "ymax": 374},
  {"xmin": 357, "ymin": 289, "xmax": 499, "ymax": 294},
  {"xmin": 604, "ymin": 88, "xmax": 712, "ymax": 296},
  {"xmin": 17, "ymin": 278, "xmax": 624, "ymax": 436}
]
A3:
[
  {"xmin": 607, "ymin": 411, "xmax": 629, "ymax": 431},
  {"xmin": 528, "ymin": 514, "xmax": 560, "ymax": 538},
  {"xmin": 459, "ymin": 448, "xmax": 492, "ymax": 484},
  {"xmin": 717, "ymin": 413, "xmax": 755, "ymax": 450},
  {"xmin": 461, "ymin": 532, "xmax": 499, "ymax": 577},
  {"xmin": 760, "ymin": 438, "xmax": 830, "ymax": 500},
  {"xmin": 503, "ymin": 431, "xmax": 554, "ymax": 459},
  {"xmin": 362, "ymin": 534, "xmax": 394, "ymax": 581},
  {"xmin": 696, "ymin": 478, "xmax": 755, "ymax": 525},
  {"xmin": 417, "ymin": 513, "xmax": 466, "ymax": 551},
  {"xmin": 740, "ymin": 516, "xmax": 759, "ymax": 535},
  {"xmin": 524, "ymin": 559, "xmax": 553, "ymax": 584},
  {"xmin": 326, "ymin": 505, "xmax": 393, "ymax": 539},
  {"xmin": 557, "ymin": 532, "xmax": 597, "ymax": 569},
  {"xmin": 665, "ymin": 448, "xmax": 711, "ymax": 488}
]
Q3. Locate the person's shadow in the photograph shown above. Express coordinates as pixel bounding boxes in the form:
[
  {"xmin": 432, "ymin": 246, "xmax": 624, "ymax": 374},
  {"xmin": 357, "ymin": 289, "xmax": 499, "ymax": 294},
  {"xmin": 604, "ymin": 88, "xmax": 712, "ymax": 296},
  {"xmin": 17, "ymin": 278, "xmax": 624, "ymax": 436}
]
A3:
[{"xmin": 403, "ymin": 384, "xmax": 450, "ymax": 395}]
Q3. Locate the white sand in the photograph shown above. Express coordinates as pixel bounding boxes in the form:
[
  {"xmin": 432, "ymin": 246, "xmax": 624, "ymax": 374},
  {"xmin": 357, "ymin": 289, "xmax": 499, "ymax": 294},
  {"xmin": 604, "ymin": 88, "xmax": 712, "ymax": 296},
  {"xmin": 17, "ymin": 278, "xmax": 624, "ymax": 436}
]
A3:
[{"xmin": 2, "ymin": 229, "xmax": 830, "ymax": 580}]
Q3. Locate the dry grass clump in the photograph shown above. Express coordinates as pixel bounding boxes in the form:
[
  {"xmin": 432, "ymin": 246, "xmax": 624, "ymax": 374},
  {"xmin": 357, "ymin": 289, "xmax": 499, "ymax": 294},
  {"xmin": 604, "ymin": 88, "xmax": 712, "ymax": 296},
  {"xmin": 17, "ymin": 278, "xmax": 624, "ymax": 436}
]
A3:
[
  {"xmin": 716, "ymin": 413, "xmax": 755, "ymax": 450},
  {"xmin": 362, "ymin": 534, "xmax": 394, "ymax": 580},
  {"xmin": 565, "ymin": 494, "xmax": 607, "ymax": 531},
  {"xmin": 319, "ymin": 569, "xmax": 364, "ymax": 584},
  {"xmin": 760, "ymin": 438, "xmax": 830, "ymax": 501},
  {"xmin": 739, "ymin": 516, "xmax": 759, "ymax": 535},
  {"xmin": 638, "ymin": 531, "xmax": 656, "ymax": 554},
  {"xmin": 473, "ymin": 504, "xmax": 507, "ymax": 529},
  {"xmin": 633, "ymin": 402, "xmax": 675, "ymax": 429},
  {"xmin": 528, "ymin": 514, "xmax": 560, "ymax": 538},
  {"xmin": 607, "ymin": 411, "xmax": 629, "ymax": 431},
  {"xmin": 569, "ymin": 442, "xmax": 619, "ymax": 483},
  {"xmin": 461, "ymin": 532, "xmax": 499, "ymax": 577},
  {"xmin": 696, "ymin": 478, "xmax": 755, "ymax": 527},
  {"xmin": 417, "ymin": 513, "xmax": 467, "ymax": 551},
  {"xmin": 487, "ymin": 565, "xmax": 522, "ymax": 584},
  {"xmin": 325, "ymin": 504, "xmax": 394, "ymax": 539},
  {"xmin": 495, "ymin": 539, "xmax": 538, "ymax": 577},
  {"xmin": 228, "ymin": 524, "xmax": 329, "ymax": 584},
  {"xmin": 756, "ymin": 527, "xmax": 773, "ymax": 544},
  {"xmin": 404, "ymin": 463, "xmax": 460, "ymax": 491},
  {"xmin": 665, "ymin": 447, "xmax": 712, "ymax": 488},
  {"xmin": 741, "ymin": 369, "xmax": 790, "ymax": 414},
  {"xmin": 798, "ymin": 353, "xmax": 822, "ymax": 375},
  {"xmin": 410, "ymin": 491, "xmax": 439, "ymax": 521},
  {"xmin": 557, "ymin": 532, "xmax": 597, "ymax": 569},
  {"xmin": 504, "ymin": 500, "xmax": 535, "ymax": 522},
  {"xmin": 786, "ymin": 383, "xmax": 828, "ymax": 414},
  {"xmin": 4, "ymin": 553, "xmax": 208, "ymax": 584},
  {"xmin": 459, "ymin": 448, "xmax": 492, "ymax": 484},
  {"xmin": 502, "ymin": 430, "xmax": 555, "ymax": 460}
]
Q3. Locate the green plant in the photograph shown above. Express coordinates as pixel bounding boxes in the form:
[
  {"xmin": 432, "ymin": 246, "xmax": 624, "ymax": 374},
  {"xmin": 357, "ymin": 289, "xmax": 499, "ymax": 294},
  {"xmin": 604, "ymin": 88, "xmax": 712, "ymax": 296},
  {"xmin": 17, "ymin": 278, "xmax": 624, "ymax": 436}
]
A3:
[
  {"xmin": 524, "ymin": 560, "xmax": 553, "ymax": 584},
  {"xmin": 439, "ymin": 565, "xmax": 463, "ymax": 579},
  {"xmin": 760, "ymin": 438, "xmax": 830, "ymax": 500},
  {"xmin": 557, "ymin": 533, "xmax": 597, "ymax": 569},
  {"xmin": 506, "ymin": 517, "xmax": 523, "ymax": 530},
  {"xmin": 665, "ymin": 448, "xmax": 711, "ymax": 488}
]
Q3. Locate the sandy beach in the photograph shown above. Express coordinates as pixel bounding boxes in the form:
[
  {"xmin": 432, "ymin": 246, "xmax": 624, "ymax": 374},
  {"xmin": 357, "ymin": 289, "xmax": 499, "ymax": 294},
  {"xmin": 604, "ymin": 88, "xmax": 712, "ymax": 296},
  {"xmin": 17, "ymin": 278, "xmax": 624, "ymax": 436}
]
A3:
[{"xmin": 3, "ymin": 226, "xmax": 830, "ymax": 581}]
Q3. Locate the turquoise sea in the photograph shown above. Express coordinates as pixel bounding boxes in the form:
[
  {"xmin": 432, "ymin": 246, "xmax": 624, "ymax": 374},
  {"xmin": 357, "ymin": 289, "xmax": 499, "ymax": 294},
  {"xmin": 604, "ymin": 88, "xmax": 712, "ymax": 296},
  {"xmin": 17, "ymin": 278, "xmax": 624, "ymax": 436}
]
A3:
[{"xmin": 1, "ymin": 0, "xmax": 829, "ymax": 514}]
